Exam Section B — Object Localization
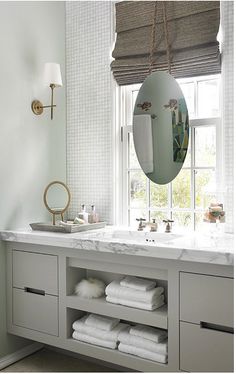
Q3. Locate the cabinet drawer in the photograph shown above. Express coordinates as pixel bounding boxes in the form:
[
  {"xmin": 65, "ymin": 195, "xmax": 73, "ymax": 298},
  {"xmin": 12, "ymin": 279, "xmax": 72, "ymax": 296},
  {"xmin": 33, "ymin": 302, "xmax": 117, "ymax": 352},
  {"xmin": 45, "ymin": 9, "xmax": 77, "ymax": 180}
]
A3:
[
  {"xmin": 180, "ymin": 272, "xmax": 233, "ymax": 327},
  {"xmin": 13, "ymin": 250, "xmax": 58, "ymax": 295},
  {"xmin": 13, "ymin": 288, "xmax": 58, "ymax": 336},
  {"xmin": 180, "ymin": 321, "xmax": 233, "ymax": 372}
]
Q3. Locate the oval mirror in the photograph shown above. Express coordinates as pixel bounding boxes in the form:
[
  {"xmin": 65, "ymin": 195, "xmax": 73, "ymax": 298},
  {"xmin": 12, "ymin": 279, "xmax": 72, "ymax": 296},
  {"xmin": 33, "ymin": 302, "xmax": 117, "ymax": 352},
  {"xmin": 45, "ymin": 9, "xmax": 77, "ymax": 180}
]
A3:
[
  {"xmin": 133, "ymin": 71, "xmax": 189, "ymax": 185},
  {"xmin": 43, "ymin": 181, "xmax": 71, "ymax": 225}
]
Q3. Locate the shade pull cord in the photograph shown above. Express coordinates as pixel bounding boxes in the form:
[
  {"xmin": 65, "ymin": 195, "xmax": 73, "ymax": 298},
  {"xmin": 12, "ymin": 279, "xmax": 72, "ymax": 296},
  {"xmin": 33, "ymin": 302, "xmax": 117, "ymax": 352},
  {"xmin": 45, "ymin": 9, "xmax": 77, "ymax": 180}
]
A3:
[
  {"xmin": 148, "ymin": 1, "xmax": 158, "ymax": 75},
  {"xmin": 162, "ymin": 1, "xmax": 172, "ymax": 75}
]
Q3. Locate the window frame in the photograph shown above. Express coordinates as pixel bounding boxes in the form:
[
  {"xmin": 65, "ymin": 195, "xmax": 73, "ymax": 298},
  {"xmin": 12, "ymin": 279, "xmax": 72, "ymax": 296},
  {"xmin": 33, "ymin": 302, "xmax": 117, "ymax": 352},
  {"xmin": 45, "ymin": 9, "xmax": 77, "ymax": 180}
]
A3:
[{"xmin": 117, "ymin": 75, "xmax": 222, "ymax": 230}]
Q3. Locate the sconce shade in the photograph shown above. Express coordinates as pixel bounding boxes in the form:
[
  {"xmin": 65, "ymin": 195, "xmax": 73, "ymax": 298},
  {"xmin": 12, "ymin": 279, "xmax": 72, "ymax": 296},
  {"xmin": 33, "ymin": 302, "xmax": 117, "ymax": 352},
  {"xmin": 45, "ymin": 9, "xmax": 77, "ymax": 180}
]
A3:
[{"xmin": 43, "ymin": 63, "xmax": 62, "ymax": 87}]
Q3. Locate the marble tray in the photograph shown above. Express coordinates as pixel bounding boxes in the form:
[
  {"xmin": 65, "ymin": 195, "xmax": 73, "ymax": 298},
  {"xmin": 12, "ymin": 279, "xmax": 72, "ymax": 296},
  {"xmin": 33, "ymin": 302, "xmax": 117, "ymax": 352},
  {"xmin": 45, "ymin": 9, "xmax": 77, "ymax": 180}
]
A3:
[{"xmin": 30, "ymin": 221, "xmax": 106, "ymax": 233}]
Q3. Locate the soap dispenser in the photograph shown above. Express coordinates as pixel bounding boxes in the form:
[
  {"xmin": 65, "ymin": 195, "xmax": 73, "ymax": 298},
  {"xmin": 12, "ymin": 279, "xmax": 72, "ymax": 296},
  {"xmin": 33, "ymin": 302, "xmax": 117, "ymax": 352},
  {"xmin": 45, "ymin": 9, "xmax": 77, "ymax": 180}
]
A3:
[{"xmin": 78, "ymin": 204, "xmax": 88, "ymax": 223}]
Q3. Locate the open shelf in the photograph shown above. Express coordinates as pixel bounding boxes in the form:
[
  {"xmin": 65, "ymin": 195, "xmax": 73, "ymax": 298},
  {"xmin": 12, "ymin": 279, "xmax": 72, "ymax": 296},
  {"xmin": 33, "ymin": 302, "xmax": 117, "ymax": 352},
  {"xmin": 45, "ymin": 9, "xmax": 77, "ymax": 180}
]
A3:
[
  {"xmin": 66, "ymin": 265, "xmax": 168, "ymax": 298},
  {"xmin": 66, "ymin": 338, "xmax": 169, "ymax": 372},
  {"xmin": 66, "ymin": 295, "xmax": 168, "ymax": 329},
  {"xmin": 66, "ymin": 258, "xmax": 169, "ymax": 371}
]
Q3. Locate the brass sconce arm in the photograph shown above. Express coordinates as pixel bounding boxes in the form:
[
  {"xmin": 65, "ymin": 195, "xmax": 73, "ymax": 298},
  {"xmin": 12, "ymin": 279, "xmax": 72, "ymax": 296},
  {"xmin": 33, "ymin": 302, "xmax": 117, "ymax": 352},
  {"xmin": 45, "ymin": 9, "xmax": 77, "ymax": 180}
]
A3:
[
  {"xmin": 31, "ymin": 84, "xmax": 56, "ymax": 120},
  {"xmin": 50, "ymin": 83, "xmax": 55, "ymax": 120},
  {"xmin": 31, "ymin": 63, "xmax": 62, "ymax": 120}
]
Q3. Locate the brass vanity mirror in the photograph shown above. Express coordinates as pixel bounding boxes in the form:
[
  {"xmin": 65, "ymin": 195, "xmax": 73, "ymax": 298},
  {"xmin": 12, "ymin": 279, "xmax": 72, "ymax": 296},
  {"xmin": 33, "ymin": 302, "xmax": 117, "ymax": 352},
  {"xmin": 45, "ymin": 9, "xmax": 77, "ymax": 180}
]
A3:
[
  {"xmin": 43, "ymin": 181, "xmax": 71, "ymax": 225},
  {"xmin": 133, "ymin": 71, "xmax": 189, "ymax": 185}
]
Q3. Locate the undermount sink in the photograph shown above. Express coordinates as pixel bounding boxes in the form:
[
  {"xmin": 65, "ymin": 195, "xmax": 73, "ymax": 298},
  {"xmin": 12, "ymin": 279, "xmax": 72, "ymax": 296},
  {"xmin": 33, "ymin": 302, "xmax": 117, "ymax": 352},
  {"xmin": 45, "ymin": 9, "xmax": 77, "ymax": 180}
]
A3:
[{"xmin": 111, "ymin": 229, "xmax": 182, "ymax": 243}]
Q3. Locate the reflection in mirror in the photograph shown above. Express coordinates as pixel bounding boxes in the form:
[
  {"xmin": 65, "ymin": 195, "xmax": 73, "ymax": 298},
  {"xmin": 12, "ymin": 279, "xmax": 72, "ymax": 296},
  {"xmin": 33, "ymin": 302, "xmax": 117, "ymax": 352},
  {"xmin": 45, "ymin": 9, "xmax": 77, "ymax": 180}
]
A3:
[{"xmin": 133, "ymin": 71, "xmax": 189, "ymax": 185}]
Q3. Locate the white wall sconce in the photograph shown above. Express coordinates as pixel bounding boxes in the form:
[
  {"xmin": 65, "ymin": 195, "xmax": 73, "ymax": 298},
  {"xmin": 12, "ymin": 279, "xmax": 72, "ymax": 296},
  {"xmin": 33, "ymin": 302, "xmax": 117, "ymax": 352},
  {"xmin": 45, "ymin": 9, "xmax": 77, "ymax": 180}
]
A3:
[{"xmin": 31, "ymin": 63, "xmax": 62, "ymax": 120}]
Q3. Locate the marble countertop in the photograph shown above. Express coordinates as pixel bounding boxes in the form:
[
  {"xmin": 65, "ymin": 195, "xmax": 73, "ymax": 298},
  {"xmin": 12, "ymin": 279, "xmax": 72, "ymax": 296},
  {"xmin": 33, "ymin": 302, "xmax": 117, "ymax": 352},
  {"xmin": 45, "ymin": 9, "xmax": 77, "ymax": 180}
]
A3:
[{"xmin": 0, "ymin": 226, "xmax": 234, "ymax": 266}]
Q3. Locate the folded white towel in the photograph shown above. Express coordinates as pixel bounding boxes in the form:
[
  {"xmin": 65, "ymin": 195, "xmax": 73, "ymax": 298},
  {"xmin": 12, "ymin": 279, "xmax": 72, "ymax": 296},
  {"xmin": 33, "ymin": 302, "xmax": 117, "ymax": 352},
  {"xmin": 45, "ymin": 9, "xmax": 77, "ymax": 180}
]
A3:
[
  {"xmin": 72, "ymin": 331, "xmax": 117, "ymax": 349},
  {"xmin": 133, "ymin": 114, "xmax": 154, "ymax": 174},
  {"xmin": 72, "ymin": 315, "xmax": 88, "ymax": 329},
  {"xmin": 118, "ymin": 330, "xmax": 168, "ymax": 355},
  {"xmin": 129, "ymin": 324, "xmax": 167, "ymax": 343},
  {"xmin": 106, "ymin": 280, "xmax": 164, "ymax": 304},
  {"xmin": 120, "ymin": 276, "xmax": 156, "ymax": 291},
  {"xmin": 72, "ymin": 316, "xmax": 129, "ymax": 342},
  {"xmin": 106, "ymin": 294, "xmax": 165, "ymax": 311},
  {"xmin": 84, "ymin": 313, "xmax": 120, "ymax": 331},
  {"xmin": 118, "ymin": 343, "xmax": 168, "ymax": 364}
]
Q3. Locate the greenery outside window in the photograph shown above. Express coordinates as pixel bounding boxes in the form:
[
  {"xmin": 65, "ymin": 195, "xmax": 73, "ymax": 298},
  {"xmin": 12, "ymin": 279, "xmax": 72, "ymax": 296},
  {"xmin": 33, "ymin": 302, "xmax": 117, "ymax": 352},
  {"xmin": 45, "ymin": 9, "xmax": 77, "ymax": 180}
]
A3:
[{"xmin": 120, "ymin": 75, "xmax": 221, "ymax": 230}]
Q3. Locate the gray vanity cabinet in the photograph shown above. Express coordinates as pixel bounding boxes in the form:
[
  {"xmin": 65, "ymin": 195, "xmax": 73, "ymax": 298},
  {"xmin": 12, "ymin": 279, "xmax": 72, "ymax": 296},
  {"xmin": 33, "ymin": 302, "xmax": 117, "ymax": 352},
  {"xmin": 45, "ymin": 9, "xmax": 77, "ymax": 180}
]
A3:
[
  {"xmin": 12, "ymin": 250, "xmax": 59, "ymax": 336},
  {"xmin": 6, "ymin": 242, "xmax": 234, "ymax": 373},
  {"xmin": 180, "ymin": 272, "xmax": 234, "ymax": 372}
]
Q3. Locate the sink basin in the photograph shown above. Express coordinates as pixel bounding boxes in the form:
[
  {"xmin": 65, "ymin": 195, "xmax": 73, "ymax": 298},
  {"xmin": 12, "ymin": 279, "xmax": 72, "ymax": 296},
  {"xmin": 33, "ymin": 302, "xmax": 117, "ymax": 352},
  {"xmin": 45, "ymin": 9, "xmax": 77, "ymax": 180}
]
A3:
[{"xmin": 111, "ymin": 229, "xmax": 182, "ymax": 243}]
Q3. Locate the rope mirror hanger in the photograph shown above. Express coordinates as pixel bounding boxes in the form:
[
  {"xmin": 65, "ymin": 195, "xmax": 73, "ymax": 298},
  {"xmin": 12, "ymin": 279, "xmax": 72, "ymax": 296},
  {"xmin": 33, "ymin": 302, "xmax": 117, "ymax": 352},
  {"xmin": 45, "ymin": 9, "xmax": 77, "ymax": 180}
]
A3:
[{"xmin": 149, "ymin": 1, "xmax": 172, "ymax": 75}]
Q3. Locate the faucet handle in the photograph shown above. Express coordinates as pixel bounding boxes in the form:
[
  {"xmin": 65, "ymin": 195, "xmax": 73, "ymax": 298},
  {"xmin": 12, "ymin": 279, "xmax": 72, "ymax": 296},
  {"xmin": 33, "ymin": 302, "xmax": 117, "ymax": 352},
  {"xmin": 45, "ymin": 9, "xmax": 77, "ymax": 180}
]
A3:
[
  {"xmin": 163, "ymin": 219, "xmax": 174, "ymax": 233},
  {"xmin": 136, "ymin": 218, "xmax": 146, "ymax": 231}
]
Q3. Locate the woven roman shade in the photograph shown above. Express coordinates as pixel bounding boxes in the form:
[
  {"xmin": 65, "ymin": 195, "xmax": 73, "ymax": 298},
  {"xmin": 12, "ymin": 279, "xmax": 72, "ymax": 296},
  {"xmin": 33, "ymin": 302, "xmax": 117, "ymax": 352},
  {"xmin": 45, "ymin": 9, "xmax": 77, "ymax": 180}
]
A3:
[{"xmin": 111, "ymin": 1, "xmax": 221, "ymax": 85}]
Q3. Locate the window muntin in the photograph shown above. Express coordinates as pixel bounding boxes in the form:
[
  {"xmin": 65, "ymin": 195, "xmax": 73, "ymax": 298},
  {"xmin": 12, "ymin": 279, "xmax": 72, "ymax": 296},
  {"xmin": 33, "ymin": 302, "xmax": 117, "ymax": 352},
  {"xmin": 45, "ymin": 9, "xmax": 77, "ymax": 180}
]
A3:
[{"xmin": 121, "ymin": 75, "xmax": 221, "ymax": 230}]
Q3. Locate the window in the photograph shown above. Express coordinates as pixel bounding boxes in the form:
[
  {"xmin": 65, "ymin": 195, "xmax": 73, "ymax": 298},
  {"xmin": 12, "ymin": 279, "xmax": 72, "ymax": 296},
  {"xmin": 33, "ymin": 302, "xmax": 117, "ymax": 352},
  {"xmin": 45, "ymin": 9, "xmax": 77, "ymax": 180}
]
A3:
[{"xmin": 120, "ymin": 75, "xmax": 221, "ymax": 230}]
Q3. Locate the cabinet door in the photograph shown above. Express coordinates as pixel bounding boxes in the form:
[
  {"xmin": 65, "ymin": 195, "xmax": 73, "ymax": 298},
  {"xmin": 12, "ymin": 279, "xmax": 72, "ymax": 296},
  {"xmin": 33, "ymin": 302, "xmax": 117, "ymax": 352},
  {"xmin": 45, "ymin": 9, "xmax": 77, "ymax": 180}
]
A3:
[
  {"xmin": 180, "ymin": 321, "xmax": 234, "ymax": 372},
  {"xmin": 180, "ymin": 272, "xmax": 233, "ymax": 328},
  {"xmin": 13, "ymin": 288, "xmax": 58, "ymax": 336},
  {"xmin": 13, "ymin": 250, "xmax": 58, "ymax": 295}
]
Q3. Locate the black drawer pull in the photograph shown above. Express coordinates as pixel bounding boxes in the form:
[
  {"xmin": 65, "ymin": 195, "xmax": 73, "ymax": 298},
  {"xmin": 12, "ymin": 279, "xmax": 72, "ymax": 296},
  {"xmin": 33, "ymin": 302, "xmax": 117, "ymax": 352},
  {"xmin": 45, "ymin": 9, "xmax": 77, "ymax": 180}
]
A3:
[
  {"xmin": 24, "ymin": 287, "xmax": 45, "ymax": 296},
  {"xmin": 200, "ymin": 321, "xmax": 234, "ymax": 334}
]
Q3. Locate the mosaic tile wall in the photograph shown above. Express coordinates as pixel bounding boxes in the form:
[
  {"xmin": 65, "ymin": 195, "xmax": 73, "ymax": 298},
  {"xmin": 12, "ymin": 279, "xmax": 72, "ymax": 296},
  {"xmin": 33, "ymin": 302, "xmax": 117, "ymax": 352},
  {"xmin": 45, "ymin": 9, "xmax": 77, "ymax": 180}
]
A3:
[
  {"xmin": 66, "ymin": 1, "xmax": 114, "ymax": 222},
  {"xmin": 66, "ymin": 1, "xmax": 234, "ymax": 231},
  {"xmin": 221, "ymin": 1, "xmax": 234, "ymax": 233}
]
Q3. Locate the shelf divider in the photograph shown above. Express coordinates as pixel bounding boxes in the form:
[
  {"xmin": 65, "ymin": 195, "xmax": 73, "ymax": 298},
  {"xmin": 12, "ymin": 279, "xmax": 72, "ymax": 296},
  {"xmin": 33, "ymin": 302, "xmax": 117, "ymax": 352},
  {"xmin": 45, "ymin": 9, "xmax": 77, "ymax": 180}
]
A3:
[{"xmin": 66, "ymin": 295, "xmax": 168, "ymax": 330}]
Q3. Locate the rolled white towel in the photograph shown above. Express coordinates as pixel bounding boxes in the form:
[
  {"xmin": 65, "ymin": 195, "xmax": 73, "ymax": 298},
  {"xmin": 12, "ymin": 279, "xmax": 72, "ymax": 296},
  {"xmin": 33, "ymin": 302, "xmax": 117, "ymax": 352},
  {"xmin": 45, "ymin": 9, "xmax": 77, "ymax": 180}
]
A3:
[
  {"xmin": 133, "ymin": 114, "xmax": 154, "ymax": 174},
  {"xmin": 72, "ymin": 316, "xmax": 129, "ymax": 342},
  {"xmin": 72, "ymin": 331, "xmax": 117, "ymax": 349},
  {"xmin": 118, "ymin": 330, "xmax": 168, "ymax": 355},
  {"xmin": 106, "ymin": 294, "xmax": 165, "ymax": 311},
  {"xmin": 120, "ymin": 276, "xmax": 156, "ymax": 291},
  {"xmin": 129, "ymin": 324, "xmax": 167, "ymax": 343},
  {"xmin": 105, "ymin": 280, "xmax": 164, "ymax": 304},
  {"xmin": 85, "ymin": 313, "xmax": 120, "ymax": 331},
  {"xmin": 118, "ymin": 343, "xmax": 168, "ymax": 364}
]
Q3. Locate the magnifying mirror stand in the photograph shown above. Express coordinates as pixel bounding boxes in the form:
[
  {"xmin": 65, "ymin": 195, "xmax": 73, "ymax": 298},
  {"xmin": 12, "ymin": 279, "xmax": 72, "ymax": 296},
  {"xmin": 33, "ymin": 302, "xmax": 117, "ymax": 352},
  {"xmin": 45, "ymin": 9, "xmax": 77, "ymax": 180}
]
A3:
[
  {"xmin": 51, "ymin": 211, "xmax": 64, "ymax": 225},
  {"xmin": 43, "ymin": 181, "xmax": 71, "ymax": 226}
]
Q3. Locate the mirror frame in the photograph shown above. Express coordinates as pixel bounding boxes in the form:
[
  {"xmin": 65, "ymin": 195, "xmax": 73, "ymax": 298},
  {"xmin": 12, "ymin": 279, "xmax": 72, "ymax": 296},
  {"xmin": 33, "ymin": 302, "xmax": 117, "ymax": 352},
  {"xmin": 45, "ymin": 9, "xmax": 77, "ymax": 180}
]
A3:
[
  {"xmin": 43, "ymin": 181, "xmax": 71, "ymax": 225},
  {"xmin": 133, "ymin": 71, "xmax": 189, "ymax": 185}
]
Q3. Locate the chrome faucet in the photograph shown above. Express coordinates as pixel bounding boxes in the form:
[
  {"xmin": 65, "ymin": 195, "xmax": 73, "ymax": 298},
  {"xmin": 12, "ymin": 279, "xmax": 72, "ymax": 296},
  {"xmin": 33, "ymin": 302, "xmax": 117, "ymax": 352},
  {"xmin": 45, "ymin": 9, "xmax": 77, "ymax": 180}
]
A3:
[
  {"xmin": 147, "ymin": 218, "xmax": 158, "ymax": 232},
  {"xmin": 150, "ymin": 218, "xmax": 158, "ymax": 232},
  {"xmin": 163, "ymin": 219, "xmax": 174, "ymax": 233},
  {"xmin": 136, "ymin": 218, "xmax": 146, "ymax": 231}
]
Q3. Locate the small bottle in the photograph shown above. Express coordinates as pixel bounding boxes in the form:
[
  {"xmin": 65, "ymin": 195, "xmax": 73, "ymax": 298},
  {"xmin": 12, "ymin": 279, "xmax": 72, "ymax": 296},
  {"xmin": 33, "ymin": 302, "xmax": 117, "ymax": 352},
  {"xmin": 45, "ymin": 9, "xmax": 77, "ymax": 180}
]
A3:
[
  {"xmin": 89, "ymin": 205, "xmax": 98, "ymax": 223},
  {"xmin": 78, "ymin": 204, "xmax": 88, "ymax": 223}
]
